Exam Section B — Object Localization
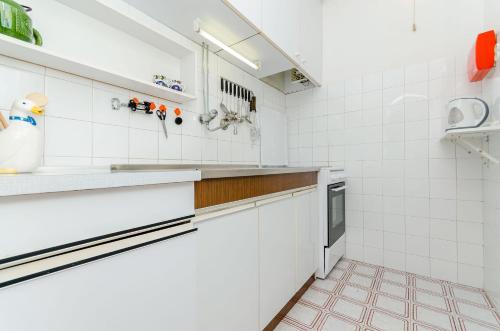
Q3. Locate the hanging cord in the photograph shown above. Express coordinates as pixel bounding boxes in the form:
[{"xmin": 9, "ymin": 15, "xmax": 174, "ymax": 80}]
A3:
[
  {"xmin": 202, "ymin": 42, "xmax": 208, "ymax": 114},
  {"xmin": 412, "ymin": 0, "xmax": 417, "ymax": 32}
]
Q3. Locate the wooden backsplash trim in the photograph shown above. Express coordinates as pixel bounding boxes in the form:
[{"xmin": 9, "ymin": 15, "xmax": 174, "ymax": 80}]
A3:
[{"xmin": 194, "ymin": 172, "xmax": 317, "ymax": 209}]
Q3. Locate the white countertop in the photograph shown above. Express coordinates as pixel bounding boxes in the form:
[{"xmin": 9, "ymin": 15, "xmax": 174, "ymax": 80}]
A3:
[{"xmin": 0, "ymin": 167, "xmax": 201, "ymax": 197}]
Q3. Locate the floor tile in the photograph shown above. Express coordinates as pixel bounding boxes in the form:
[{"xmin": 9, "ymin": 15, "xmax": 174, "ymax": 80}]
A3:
[
  {"xmin": 454, "ymin": 301, "xmax": 500, "ymax": 327},
  {"xmin": 373, "ymin": 293, "xmax": 408, "ymax": 317},
  {"xmin": 458, "ymin": 318, "xmax": 500, "ymax": 331},
  {"xmin": 282, "ymin": 258, "xmax": 498, "ymax": 331},
  {"xmin": 368, "ymin": 309, "xmax": 408, "ymax": 331},
  {"xmin": 414, "ymin": 305, "xmax": 455, "ymax": 331},
  {"xmin": 286, "ymin": 302, "xmax": 322, "ymax": 327},
  {"xmin": 379, "ymin": 280, "xmax": 409, "ymax": 299},
  {"xmin": 414, "ymin": 277, "xmax": 445, "ymax": 295},
  {"xmin": 275, "ymin": 321, "xmax": 304, "ymax": 331},
  {"xmin": 300, "ymin": 288, "xmax": 331, "ymax": 308},
  {"xmin": 339, "ymin": 284, "xmax": 371, "ymax": 303},
  {"xmin": 450, "ymin": 285, "xmax": 491, "ymax": 307},
  {"xmin": 382, "ymin": 269, "xmax": 409, "ymax": 286},
  {"xmin": 348, "ymin": 273, "xmax": 376, "ymax": 288},
  {"xmin": 330, "ymin": 297, "xmax": 366, "ymax": 322},
  {"xmin": 414, "ymin": 290, "xmax": 450, "ymax": 311},
  {"xmin": 319, "ymin": 314, "xmax": 359, "ymax": 331},
  {"xmin": 312, "ymin": 278, "xmax": 339, "ymax": 292},
  {"xmin": 353, "ymin": 263, "xmax": 379, "ymax": 277},
  {"xmin": 328, "ymin": 268, "xmax": 348, "ymax": 280}
]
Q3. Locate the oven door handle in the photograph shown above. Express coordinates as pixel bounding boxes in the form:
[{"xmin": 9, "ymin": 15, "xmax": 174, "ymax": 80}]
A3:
[{"xmin": 330, "ymin": 186, "xmax": 346, "ymax": 192}]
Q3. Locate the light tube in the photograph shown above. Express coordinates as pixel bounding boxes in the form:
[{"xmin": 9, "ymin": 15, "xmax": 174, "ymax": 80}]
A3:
[{"xmin": 197, "ymin": 28, "xmax": 260, "ymax": 71}]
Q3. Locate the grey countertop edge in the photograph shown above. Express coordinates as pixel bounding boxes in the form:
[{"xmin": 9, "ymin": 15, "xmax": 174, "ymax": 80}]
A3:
[
  {"xmin": 0, "ymin": 170, "xmax": 201, "ymax": 197},
  {"xmin": 199, "ymin": 167, "xmax": 321, "ymax": 179}
]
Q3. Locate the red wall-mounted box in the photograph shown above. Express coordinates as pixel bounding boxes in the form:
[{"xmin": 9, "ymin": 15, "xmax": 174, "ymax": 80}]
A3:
[{"xmin": 468, "ymin": 30, "xmax": 497, "ymax": 82}]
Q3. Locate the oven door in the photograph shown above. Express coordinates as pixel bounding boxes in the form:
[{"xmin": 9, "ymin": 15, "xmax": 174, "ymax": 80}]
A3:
[{"xmin": 327, "ymin": 182, "xmax": 346, "ymax": 248}]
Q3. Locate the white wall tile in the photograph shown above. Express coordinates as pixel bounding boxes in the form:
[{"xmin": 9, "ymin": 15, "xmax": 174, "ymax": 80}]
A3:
[
  {"xmin": 45, "ymin": 117, "xmax": 91, "ymax": 157},
  {"xmin": 430, "ymin": 219, "xmax": 457, "ymax": 241},
  {"xmin": 45, "ymin": 76, "xmax": 92, "ymax": 121},
  {"xmin": 430, "ymin": 239, "xmax": 457, "ymax": 262},
  {"xmin": 0, "ymin": 64, "xmax": 45, "ymax": 110},
  {"xmin": 93, "ymin": 123, "xmax": 128, "ymax": 158},
  {"xmin": 384, "ymin": 250, "xmax": 406, "ymax": 270},
  {"xmin": 384, "ymin": 232, "xmax": 405, "ymax": 252},
  {"xmin": 129, "ymin": 129, "xmax": 158, "ymax": 160},
  {"xmin": 182, "ymin": 135, "xmax": 202, "ymax": 161},
  {"xmin": 458, "ymin": 242, "xmax": 483, "ymax": 266},
  {"xmin": 430, "ymin": 199, "xmax": 457, "ymax": 220},
  {"xmin": 383, "ymin": 68, "xmax": 404, "ymax": 89},
  {"xmin": 431, "ymin": 259, "xmax": 457, "ymax": 282}
]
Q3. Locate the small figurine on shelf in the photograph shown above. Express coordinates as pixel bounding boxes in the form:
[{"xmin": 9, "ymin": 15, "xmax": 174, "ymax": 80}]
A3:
[
  {"xmin": 153, "ymin": 75, "xmax": 184, "ymax": 92},
  {"xmin": 0, "ymin": 93, "xmax": 48, "ymax": 173}
]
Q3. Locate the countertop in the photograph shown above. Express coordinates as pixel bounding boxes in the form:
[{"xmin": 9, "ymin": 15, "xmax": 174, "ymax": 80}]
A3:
[
  {"xmin": 0, "ymin": 167, "xmax": 201, "ymax": 197},
  {"xmin": 0, "ymin": 165, "xmax": 321, "ymax": 197},
  {"xmin": 111, "ymin": 164, "xmax": 321, "ymax": 179}
]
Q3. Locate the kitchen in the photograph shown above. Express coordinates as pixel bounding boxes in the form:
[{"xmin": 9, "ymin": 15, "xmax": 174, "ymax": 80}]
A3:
[{"xmin": 0, "ymin": 0, "xmax": 499, "ymax": 330}]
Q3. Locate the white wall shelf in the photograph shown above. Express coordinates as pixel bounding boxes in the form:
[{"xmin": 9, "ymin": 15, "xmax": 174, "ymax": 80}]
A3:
[
  {"xmin": 444, "ymin": 125, "xmax": 500, "ymax": 138},
  {"xmin": 0, "ymin": 34, "xmax": 196, "ymax": 104},
  {"xmin": 444, "ymin": 125, "xmax": 500, "ymax": 164}
]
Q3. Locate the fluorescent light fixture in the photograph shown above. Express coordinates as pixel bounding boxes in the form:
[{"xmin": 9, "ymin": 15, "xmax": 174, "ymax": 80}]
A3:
[{"xmin": 195, "ymin": 24, "xmax": 259, "ymax": 71}]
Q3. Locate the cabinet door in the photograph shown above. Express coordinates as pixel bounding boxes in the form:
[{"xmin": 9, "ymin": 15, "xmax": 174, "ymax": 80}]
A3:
[
  {"xmin": 262, "ymin": 0, "xmax": 300, "ymax": 58},
  {"xmin": 295, "ymin": 192, "xmax": 317, "ymax": 290},
  {"xmin": 0, "ymin": 233, "xmax": 197, "ymax": 331},
  {"xmin": 224, "ymin": 0, "xmax": 262, "ymax": 29},
  {"xmin": 259, "ymin": 197, "xmax": 296, "ymax": 329},
  {"xmin": 196, "ymin": 208, "xmax": 259, "ymax": 331},
  {"xmin": 299, "ymin": 0, "xmax": 323, "ymax": 83}
]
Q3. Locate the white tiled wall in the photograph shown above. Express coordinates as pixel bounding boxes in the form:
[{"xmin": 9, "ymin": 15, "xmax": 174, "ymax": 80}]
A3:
[
  {"xmin": 482, "ymin": 0, "xmax": 500, "ymax": 309},
  {"xmin": 287, "ymin": 56, "xmax": 485, "ymax": 287},
  {"xmin": 0, "ymin": 48, "xmax": 286, "ymax": 167}
]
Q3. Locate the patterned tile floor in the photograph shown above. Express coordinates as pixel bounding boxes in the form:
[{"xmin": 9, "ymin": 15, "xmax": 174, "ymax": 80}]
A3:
[{"xmin": 277, "ymin": 258, "xmax": 500, "ymax": 331}]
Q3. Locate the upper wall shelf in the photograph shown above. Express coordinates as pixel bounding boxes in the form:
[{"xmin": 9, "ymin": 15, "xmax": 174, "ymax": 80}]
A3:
[
  {"xmin": 0, "ymin": 34, "xmax": 196, "ymax": 104},
  {"xmin": 444, "ymin": 125, "xmax": 500, "ymax": 138},
  {"xmin": 444, "ymin": 125, "xmax": 500, "ymax": 164}
]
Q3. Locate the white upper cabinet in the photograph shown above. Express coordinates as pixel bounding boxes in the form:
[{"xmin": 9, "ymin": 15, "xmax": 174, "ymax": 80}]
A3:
[
  {"xmin": 226, "ymin": 0, "xmax": 323, "ymax": 84},
  {"xmin": 223, "ymin": 0, "xmax": 262, "ymax": 29},
  {"xmin": 262, "ymin": 0, "xmax": 300, "ymax": 63},
  {"xmin": 298, "ymin": 0, "xmax": 323, "ymax": 84}
]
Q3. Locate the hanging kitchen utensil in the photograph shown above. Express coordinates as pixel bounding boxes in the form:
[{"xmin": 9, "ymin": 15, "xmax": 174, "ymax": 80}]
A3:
[
  {"xmin": 156, "ymin": 105, "xmax": 168, "ymax": 140},
  {"xmin": 446, "ymin": 97, "xmax": 489, "ymax": 131},
  {"xmin": 0, "ymin": 0, "xmax": 42, "ymax": 45}
]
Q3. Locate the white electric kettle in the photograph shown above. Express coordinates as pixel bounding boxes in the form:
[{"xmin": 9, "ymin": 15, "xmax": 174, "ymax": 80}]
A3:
[{"xmin": 446, "ymin": 97, "xmax": 489, "ymax": 131}]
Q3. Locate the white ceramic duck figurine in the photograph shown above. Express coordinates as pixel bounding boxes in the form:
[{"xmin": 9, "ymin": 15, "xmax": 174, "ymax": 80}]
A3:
[{"xmin": 0, "ymin": 93, "xmax": 48, "ymax": 173}]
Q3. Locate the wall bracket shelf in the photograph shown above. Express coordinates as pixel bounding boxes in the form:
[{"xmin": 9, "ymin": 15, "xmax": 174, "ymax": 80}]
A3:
[
  {"xmin": 0, "ymin": 34, "xmax": 196, "ymax": 104},
  {"xmin": 444, "ymin": 125, "xmax": 500, "ymax": 165}
]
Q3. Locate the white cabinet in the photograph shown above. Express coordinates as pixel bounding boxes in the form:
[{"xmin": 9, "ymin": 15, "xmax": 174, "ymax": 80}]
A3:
[
  {"xmin": 294, "ymin": 191, "xmax": 318, "ymax": 290},
  {"xmin": 196, "ymin": 208, "xmax": 259, "ymax": 331},
  {"xmin": 262, "ymin": 0, "xmax": 300, "ymax": 61},
  {"xmin": 224, "ymin": 0, "xmax": 262, "ymax": 29},
  {"xmin": 195, "ymin": 189, "xmax": 318, "ymax": 330},
  {"xmin": 0, "ymin": 231, "xmax": 197, "ymax": 331},
  {"xmin": 258, "ymin": 197, "xmax": 297, "ymax": 329},
  {"xmin": 229, "ymin": 0, "xmax": 323, "ymax": 84},
  {"xmin": 298, "ymin": 0, "xmax": 323, "ymax": 84}
]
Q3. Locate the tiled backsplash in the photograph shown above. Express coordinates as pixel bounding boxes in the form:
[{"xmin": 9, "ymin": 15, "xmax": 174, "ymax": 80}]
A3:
[
  {"xmin": 287, "ymin": 56, "xmax": 485, "ymax": 288},
  {"xmin": 0, "ymin": 50, "xmax": 286, "ymax": 167}
]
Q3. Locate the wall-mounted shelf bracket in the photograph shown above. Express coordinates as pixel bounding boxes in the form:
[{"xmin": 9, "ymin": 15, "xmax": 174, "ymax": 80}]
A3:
[
  {"xmin": 450, "ymin": 135, "xmax": 500, "ymax": 165},
  {"xmin": 444, "ymin": 126, "xmax": 500, "ymax": 165}
]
